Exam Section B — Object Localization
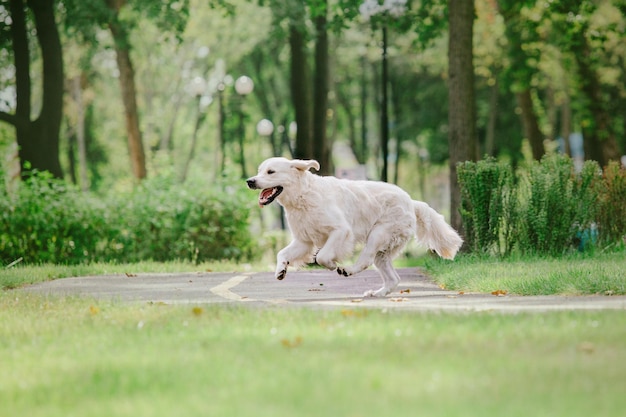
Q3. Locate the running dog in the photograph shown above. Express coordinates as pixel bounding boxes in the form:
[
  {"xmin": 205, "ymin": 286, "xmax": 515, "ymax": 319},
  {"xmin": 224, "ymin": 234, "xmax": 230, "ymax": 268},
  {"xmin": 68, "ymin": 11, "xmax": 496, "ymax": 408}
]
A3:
[{"xmin": 246, "ymin": 157, "xmax": 463, "ymax": 297}]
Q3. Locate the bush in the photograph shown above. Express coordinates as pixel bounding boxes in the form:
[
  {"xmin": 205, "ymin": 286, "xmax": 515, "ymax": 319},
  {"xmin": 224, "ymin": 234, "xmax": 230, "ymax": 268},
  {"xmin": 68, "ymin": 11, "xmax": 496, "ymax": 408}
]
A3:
[
  {"xmin": 457, "ymin": 158, "xmax": 516, "ymax": 255},
  {"xmin": 0, "ymin": 171, "xmax": 104, "ymax": 264},
  {"xmin": 517, "ymin": 155, "xmax": 600, "ymax": 255},
  {"xmin": 596, "ymin": 161, "xmax": 626, "ymax": 245},
  {"xmin": 0, "ymin": 171, "xmax": 258, "ymax": 265},
  {"xmin": 457, "ymin": 154, "xmax": 609, "ymax": 256}
]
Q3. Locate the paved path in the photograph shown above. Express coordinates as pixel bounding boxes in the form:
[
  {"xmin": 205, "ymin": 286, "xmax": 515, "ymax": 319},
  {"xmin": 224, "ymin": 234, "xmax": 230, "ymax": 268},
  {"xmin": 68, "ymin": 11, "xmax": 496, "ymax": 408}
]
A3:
[{"xmin": 23, "ymin": 268, "xmax": 626, "ymax": 312}]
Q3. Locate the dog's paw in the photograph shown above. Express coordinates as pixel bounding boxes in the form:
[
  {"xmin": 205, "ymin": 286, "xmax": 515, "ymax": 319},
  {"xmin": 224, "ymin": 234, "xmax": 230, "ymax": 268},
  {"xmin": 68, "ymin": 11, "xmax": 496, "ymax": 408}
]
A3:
[
  {"xmin": 363, "ymin": 287, "xmax": 391, "ymax": 297},
  {"xmin": 276, "ymin": 269, "xmax": 286, "ymax": 280},
  {"xmin": 337, "ymin": 267, "xmax": 351, "ymax": 277},
  {"xmin": 316, "ymin": 257, "xmax": 337, "ymax": 271}
]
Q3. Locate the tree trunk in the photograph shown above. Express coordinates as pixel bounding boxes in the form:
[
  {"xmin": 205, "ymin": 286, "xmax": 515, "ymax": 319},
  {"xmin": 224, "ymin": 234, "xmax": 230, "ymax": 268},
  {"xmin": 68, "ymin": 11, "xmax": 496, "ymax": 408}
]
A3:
[
  {"xmin": 448, "ymin": 0, "xmax": 478, "ymax": 235},
  {"xmin": 390, "ymin": 74, "xmax": 402, "ymax": 185},
  {"xmin": 289, "ymin": 9, "xmax": 313, "ymax": 161},
  {"xmin": 485, "ymin": 76, "xmax": 498, "ymax": 156},
  {"xmin": 336, "ymin": 86, "xmax": 357, "ymax": 166},
  {"xmin": 71, "ymin": 76, "xmax": 89, "ymax": 191},
  {"xmin": 560, "ymin": 93, "xmax": 572, "ymax": 156},
  {"xmin": 380, "ymin": 25, "xmax": 390, "ymax": 182},
  {"xmin": 359, "ymin": 55, "xmax": 369, "ymax": 165},
  {"xmin": 575, "ymin": 36, "xmax": 621, "ymax": 166},
  {"xmin": 498, "ymin": 0, "xmax": 544, "ymax": 161},
  {"xmin": 516, "ymin": 89, "xmax": 544, "ymax": 160},
  {"xmin": 312, "ymin": 3, "xmax": 331, "ymax": 174},
  {"xmin": 107, "ymin": 0, "xmax": 147, "ymax": 180},
  {"xmin": 3, "ymin": 0, "xmax": 64, "ymax": 178}
]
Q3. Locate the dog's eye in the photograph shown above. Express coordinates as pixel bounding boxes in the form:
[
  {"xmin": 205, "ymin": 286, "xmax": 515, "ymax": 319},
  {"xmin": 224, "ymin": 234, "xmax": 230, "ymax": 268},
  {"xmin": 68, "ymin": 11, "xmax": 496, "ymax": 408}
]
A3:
[{"xmin": 267, "ymin": 169, "xmax": 275, "ymax": 175}]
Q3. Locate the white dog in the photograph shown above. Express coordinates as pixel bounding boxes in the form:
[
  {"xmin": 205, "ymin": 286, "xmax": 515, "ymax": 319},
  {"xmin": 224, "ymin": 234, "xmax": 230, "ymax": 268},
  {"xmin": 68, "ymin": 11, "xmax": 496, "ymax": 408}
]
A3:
[{"xmin": 246, "ymin": 157, "xmax": 463, "ymax": 297}]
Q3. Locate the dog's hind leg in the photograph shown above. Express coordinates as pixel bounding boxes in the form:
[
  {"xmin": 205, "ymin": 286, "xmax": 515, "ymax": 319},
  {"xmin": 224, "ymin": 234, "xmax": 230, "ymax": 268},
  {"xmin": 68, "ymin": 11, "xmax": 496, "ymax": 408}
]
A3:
[
  {"xmin": 276, "ymin": 239, "xmax": 315, "ymax": 280},
  {"xmin": 363, "ymin": 254, "xmax": 401, "ymax": 297}
]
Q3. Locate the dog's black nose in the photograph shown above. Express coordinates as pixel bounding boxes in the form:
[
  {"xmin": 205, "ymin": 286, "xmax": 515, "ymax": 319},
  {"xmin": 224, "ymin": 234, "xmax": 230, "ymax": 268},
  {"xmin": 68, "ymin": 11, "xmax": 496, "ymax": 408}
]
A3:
[{"xmin": 246, "ymin": 178, "xmax": 256, "ymax": 189}]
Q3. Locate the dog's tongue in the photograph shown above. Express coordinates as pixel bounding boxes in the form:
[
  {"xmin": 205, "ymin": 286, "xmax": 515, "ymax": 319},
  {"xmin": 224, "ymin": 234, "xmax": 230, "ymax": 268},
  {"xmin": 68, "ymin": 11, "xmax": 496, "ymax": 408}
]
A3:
[{"xmin": 258, "ymin": 188, "xmax": 274, "ymax": 207}]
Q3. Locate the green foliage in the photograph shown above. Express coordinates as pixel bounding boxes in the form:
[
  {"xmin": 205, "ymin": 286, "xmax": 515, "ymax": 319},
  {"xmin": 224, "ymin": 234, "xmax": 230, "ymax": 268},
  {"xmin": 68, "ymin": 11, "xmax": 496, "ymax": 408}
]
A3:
[
  {"xmin": 518, "ymin": 156, "xmax": 600, "ymax": 255},
  {"xmin": 0, "ymin": 171, "xmax": 258, "ymax": 265},
  {"xmin": 596, "ymin": 161, "xmax": 626, "ymax": 245},
  {"xmin": 62, "ymin": 0, "xmax": 189, "ymax": 43},
  {"xmin": 457, "ymin": 154, "xmax": 625, "ymax": 256},
  {"xmin": 457, "ymin": 157, "xmax": 516, "ymax": 255}
]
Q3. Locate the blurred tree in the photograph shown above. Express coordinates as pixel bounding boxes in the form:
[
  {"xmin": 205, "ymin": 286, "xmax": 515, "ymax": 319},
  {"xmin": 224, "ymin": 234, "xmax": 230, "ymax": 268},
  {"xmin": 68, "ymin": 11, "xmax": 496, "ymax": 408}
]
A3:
[
  {"xmin": 62, "ymin": 0, "xmax": 189, "ymax": 180},
  {"xmin": 283, "ymin": 1, "xmax": 314, "ymax": 161},
  {"xmin": 448, "ymin": 0, "xmax": 478, "ymax": 234},
  {"xmin": 497, "ymin": 0, "xmax": 545, "ymax": 161},
  {"xmin": 312, "ymin": 0, "xmax": 331, "ymax": 174},
  {"xmin": 256, "ymin": 0, "xmax": 355, "ymax": 174},
  {"xmin": 547, "ymin": 0, "xmax": 622, "ymax": 166},
  {"xmin": 105, "ymin": 0, "xmax": 146, "ymax": 180},
  {"xmin": 0, "ymin": 0, "xmax": 64, "ymax": 178}
]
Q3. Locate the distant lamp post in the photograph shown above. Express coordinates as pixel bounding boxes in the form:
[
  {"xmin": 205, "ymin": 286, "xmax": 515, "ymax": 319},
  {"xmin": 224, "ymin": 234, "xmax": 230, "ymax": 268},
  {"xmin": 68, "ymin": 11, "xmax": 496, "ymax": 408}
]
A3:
[
  {"xmin": 235, "ymin": 75, "xmax": 254, "ymax": 96},
  {"xmin": 190, "ymin": 76, "xmax": 207, "ymax": 100},
  {"xmin": 233, "ymin": 75, "xmax": 254, "ymax": 178},
  {"xmin": 360, "ymin": 0, "xmax": 407, "ymax": 182},
  {"xmin": 257, "ymin": 118, "xmax": 278, "ymax": 155}
]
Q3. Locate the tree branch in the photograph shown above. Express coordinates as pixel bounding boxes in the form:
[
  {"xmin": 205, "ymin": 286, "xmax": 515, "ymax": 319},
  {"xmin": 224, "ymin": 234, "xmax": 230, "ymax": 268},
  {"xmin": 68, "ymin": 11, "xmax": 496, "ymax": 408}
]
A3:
[{"xmin": 0, "ymin": 111, "xmax": 16, "ymax": 126}]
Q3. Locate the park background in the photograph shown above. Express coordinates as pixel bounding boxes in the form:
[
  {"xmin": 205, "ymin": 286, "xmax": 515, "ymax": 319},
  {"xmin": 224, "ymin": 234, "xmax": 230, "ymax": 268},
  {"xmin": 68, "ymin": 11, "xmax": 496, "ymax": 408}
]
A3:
[{"xmin": 1, "ymin": 0, "xmax": 625, "ymax": 264}]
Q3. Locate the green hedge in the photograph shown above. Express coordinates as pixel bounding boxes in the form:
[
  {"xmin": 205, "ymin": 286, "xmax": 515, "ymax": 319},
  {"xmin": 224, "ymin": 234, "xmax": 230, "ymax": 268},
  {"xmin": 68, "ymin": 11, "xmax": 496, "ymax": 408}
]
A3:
[
  {"xmin": 0, "ymin": 171, "xmax": 258, "ymax": 265},
  {"xmin": 458, "ymin": 155, "xmax": 626, "ymax": 256}
]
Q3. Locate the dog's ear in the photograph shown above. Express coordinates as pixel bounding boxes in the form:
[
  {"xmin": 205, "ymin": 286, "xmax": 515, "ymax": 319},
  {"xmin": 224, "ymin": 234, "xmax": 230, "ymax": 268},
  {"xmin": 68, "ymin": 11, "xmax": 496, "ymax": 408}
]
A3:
[{"xmin": 290, "ymin": 159, "xmax": 320, "ymax": 172}]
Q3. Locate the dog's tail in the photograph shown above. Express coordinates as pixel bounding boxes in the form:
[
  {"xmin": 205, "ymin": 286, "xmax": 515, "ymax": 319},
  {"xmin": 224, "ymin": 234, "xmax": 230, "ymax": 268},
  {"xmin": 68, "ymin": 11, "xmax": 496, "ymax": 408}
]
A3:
[{"xmin": 413, "ymin": 201, "xmax": 463, "ymax": 260}]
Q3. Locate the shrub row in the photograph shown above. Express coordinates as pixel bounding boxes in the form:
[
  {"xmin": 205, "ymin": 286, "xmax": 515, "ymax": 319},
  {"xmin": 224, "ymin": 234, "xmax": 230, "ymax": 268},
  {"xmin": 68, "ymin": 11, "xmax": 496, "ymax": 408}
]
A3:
[
  {"xmin": 458, "ymin": 155, "xmax": 626, "ymax": 256},
  {"xmin": 0, "ymin": 171, "xmax": 258, "ymax": 265}
]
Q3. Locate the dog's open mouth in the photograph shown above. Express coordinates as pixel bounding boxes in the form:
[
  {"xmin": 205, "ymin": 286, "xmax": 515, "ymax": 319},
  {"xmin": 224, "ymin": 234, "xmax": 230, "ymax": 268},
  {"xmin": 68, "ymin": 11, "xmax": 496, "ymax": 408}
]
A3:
[{"xmin": 259, "ymin": 186, "xmax": 283, "ymax": 207}]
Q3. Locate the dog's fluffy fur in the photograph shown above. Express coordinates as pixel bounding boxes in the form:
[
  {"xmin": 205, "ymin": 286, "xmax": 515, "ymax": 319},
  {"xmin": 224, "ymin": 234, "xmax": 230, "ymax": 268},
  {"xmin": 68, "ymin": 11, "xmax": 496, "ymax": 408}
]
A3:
[{"xmin": 246, "ymin": 157, "xmax": 463, "ymax": 297}]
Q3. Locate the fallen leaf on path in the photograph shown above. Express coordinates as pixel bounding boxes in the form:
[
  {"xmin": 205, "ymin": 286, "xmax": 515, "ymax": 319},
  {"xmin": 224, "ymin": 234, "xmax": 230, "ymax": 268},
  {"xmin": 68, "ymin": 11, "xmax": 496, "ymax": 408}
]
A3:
[
  {"xmin": 125, "ymin": 272, "xmax": 137, "ymax": 277},
  {"xmin": 491, "ymin": 289, "xmax": 508, "ymax": 296},
  {"xmin": 400, "ymin": 288, "xmax": 411, "ymax": 294}
]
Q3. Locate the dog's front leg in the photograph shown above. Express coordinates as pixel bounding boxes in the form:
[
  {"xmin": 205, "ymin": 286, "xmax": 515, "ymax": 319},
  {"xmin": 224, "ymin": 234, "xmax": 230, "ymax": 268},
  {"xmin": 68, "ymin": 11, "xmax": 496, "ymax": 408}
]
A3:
[
  {"xmin": 275, "ymin": 239, "xmax": 314, "ymax": 280},
  {"xmin": 315, "ymin": 228, "xmax": 353, "ymax": 271}
]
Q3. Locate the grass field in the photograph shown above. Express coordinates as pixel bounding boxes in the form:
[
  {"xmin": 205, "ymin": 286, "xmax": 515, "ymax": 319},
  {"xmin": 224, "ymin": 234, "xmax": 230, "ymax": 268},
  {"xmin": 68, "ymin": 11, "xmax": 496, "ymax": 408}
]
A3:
[
  {"xmin": 420, "ymin": 249, "xmax": 626, "ymax": 296},
  {"xmin": 2, "ymin": 249, "xmax": 625, "ymax": 416},
  {"xmin": 1, "ymin": 293, "xmax": 625, "ymax": 417}
]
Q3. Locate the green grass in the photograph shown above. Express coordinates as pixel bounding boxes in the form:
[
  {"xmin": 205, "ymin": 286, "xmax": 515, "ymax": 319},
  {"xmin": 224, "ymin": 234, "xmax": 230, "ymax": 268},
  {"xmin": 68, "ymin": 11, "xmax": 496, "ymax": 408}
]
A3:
[
  {"xmin": 420, "ymin": 249, "xmax": 626, "ymax": 296},
  {"xmin": 1, "ymin": 293, "xmax": 625, "ymax": 417},
  {"xmin": 0, "ymin": 260, "xmax": 260, "ymax": 290}
]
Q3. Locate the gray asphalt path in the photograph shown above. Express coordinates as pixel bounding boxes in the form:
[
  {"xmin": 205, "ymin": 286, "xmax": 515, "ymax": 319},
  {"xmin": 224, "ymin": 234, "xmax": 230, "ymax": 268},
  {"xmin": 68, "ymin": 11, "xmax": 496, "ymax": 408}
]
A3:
[{"xmin": 22, "ymin": 268, "xmax": 626, "ymax": 312}]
